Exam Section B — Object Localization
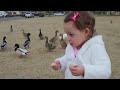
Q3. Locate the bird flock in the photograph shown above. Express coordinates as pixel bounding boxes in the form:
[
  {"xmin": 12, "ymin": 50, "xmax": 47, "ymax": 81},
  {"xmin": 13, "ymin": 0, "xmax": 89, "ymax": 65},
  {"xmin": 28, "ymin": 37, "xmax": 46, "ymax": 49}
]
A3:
[
  {"xmin": 1, "ymin": 19, "xmax": 112, "ymax": 58},
  {"xmin": 0, "ymin": 25, "xmax": 68, "ymax": 58}
]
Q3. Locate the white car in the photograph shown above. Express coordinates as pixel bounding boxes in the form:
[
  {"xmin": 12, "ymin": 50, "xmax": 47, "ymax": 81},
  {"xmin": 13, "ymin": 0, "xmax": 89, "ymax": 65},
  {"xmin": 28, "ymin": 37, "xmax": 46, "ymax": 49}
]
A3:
[
  {"xmin": 25, "ymin": 12, "xmax": 34, "ymax": 18},
  {"xmin": 0, "ymin": 13, "xmax": 6, "ymax": 18},
  {"xmin": 0, "ymin": 13, "xmax": 4, "ymax": 17},
  {"xmin": 54, "ymin": 13, "xmax": 64, "ymax": 16}
]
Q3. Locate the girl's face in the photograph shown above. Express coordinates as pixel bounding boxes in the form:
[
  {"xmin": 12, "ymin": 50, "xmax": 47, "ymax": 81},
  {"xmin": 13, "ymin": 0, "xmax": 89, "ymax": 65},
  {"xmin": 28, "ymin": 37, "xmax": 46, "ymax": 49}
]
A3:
[{"xmin": 64, "ymin": 21, "xmax": 89, "ymax": 49}]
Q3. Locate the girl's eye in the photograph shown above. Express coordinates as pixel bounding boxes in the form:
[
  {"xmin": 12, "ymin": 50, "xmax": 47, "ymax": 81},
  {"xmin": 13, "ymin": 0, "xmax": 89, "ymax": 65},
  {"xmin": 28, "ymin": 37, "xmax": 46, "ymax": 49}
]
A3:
[{"xmin": 69, "ymin": 34, "xmax": 74, "ymax": 37}]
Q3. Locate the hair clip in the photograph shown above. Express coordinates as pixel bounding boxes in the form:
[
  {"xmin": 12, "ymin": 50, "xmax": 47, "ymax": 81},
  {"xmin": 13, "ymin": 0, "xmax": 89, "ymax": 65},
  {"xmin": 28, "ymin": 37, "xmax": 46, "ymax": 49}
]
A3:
[{"xmin": 70, "ymin": 11, "xmax": 79, "ymax": 22}]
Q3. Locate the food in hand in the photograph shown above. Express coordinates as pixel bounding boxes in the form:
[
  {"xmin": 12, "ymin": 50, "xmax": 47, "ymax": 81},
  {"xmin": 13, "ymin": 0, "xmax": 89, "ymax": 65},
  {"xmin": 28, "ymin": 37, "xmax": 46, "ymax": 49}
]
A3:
[
  {"xmin": 51, "ymin": 63, "xmax": 57, "ymax": 67},
  {"xmin": 73, "ymin": 64, "xmax": 78, "ymax": 67}
]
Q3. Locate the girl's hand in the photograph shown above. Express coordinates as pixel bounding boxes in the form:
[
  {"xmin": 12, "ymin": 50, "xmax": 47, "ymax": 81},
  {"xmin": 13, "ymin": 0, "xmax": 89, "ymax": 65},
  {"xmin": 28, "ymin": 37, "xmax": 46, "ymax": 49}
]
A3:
[
  {"xmin": 69, "ymin": 64, "xmax": 84, "ymax": 76},
  {"xmin": 51, "ymin": 60, "xmax": 61, "ymax": 70}
]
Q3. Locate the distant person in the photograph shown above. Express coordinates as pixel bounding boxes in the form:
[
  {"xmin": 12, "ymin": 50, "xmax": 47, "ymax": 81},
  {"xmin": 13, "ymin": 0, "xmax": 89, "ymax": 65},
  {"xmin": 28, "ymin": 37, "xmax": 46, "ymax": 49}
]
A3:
[{"xmin": 51, "ymin": 11, "xmax": 111, "ymax": 79}]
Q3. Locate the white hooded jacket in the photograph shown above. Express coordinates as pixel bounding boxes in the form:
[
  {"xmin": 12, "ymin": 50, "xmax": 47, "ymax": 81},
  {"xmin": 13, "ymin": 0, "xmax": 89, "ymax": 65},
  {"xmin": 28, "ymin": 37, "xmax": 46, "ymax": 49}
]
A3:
[{"xmin": 57, "ymin": 35, "xmax": 111, "ymax": 79}]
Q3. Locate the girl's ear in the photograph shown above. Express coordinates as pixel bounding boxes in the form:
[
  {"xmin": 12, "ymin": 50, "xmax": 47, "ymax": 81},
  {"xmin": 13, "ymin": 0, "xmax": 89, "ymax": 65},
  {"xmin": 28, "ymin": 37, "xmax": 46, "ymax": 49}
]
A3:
[{"xmin": 84, "ymin": 28, "xmax": 90, "ymax": 35}]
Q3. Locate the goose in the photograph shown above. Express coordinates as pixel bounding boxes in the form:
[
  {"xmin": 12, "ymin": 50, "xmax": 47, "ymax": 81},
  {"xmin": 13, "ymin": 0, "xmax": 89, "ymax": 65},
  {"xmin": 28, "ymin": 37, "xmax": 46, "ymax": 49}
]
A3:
[
  {"xmin": 21, "ymin": 29, "xmax": 28, "ymax": 38},
  {"xmin": 39, "ymin": 29, "xmax": 44, "ymax": 40},
  {"xmin": 23, "ymin": 33, "xmax": 31, "ymax": 49},
  {"xmin": 45, "ymin": 36, "xmax": 56, "ymax": 51},
  {"xmin": 49, "ymin": 30, "xmax": 59, "ymax": 43},
  {"xmin": 1, "ymin": 36, "xmax": 7, "ymax": 49},
  {"xmin": 10, "ymin": 25, "xmax": 13, "ymax": 32},
  {"xmin": 59, "ymin": 34, "xmax": 67, "ymax": 49},
  {"xmin": 14, "ymin": 44, "xmax": 29, "ymax": 56}
]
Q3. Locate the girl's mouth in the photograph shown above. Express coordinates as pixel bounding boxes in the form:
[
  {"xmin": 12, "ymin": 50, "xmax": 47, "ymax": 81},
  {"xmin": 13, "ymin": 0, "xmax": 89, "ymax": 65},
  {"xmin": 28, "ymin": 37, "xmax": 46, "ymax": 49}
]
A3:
[{"xmin": 70, "ymin": 43, "xmax": 73, "ymax": 45}]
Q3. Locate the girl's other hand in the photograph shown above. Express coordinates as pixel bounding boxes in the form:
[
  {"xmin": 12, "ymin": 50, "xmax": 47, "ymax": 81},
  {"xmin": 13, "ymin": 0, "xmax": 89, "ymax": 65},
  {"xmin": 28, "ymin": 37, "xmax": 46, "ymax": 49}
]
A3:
[
  {"xmin": 51, "ymin": 60, "xmax": 61, "ymax": 70},
  {"xmin": 69, "ymin": 64, "xmax": 84, "ymax": 76}
]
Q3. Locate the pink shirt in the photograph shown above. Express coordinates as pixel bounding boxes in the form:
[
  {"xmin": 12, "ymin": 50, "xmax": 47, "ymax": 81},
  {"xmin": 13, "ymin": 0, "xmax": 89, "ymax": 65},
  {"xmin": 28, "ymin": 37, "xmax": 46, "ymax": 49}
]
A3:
[{"xmin": 74, "ymin": 48, "xmax": 79, "ymax": 57}]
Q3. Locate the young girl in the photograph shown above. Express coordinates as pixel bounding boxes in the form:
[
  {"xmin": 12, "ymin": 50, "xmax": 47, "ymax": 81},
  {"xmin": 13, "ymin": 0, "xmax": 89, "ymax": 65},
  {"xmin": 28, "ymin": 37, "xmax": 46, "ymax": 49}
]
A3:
[{"xmin": 51, "ymin": 11, "xmax": 111, "ymax": 79}]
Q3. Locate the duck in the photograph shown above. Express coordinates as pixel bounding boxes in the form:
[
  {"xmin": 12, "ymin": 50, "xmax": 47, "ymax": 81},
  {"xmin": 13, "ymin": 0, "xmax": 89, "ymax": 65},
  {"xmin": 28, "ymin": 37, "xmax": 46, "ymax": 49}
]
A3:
[
  {"xmin": 59, "ymin": 34, "xmax": 67, "ymax": 49},
  {"xmin": 49, "ymin": 30, "xmax": 59, "ymax": 43},
  {"xmin": 10, "ymin": 25, "xmax": 13, "ymax": 32},
  {"xmin": 44, "ymin": 36, "xmax": 56, "ymax": 51},
  {"xmin": 14, "ymin": 44, "xmax": 29, "ymax": 57},
  {"xmin": 23, "ymin": 33, "xmax": 31, "ymax": 49},
  {"xmin": 39, "ymin": 29, "xmax": 44, "ymax": 40},
  {"xmin": 59, "ymin": 33, "xmax": 67, "ymax": 40},
  {"xmin": 59, "ymin": 33, "xmax": 68, "ymax": 43},
  {"xmin": 93, "ymin": 29, "xmax": 97, "ymax": 37},
  {"xmin": 1, "ymin": 36, "xmax": 7, "ymax": 49},
  {"xmin": 21, "ymin": 29, "xmax": 28, "ymax": 38},
  {"xmin": 110, "ymin": 20, "xmax": 112, "ymax": 23}
]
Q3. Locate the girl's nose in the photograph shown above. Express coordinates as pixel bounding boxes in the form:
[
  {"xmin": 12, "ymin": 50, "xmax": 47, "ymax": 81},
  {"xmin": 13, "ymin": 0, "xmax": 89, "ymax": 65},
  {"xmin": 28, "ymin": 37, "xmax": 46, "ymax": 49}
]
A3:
[
  {"xmin": 67, "ymin": 38, "xmax": 71, "ymax": 43},
  {"xmin": 67, "ymin": 36, "xmax": 70, "ymax": 41}
]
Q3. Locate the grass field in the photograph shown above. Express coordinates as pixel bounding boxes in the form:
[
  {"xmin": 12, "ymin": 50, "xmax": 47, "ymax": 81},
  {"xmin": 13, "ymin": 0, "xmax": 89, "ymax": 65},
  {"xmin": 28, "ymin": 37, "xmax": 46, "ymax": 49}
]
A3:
[{"xmin": 0, "ymin": 16, "xmax": 119, "ymax": 79}]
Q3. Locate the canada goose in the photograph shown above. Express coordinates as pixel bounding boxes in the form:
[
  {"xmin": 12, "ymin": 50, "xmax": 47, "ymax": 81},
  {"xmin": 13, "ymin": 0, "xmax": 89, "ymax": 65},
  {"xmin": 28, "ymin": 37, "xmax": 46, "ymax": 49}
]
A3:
[
  {"xmin": 45, "ymin": 36, "xmax": 56, "ymax": 51},
  {"xmin": 39, "ymin": 29, "xmax": 44, "ymax": 40},
  {"xmin": 23, "ymin": 33, "xmax": 31, "ymax": 49},
  {"xmin": 1, "ymin": 36, "xmax": 7, "ymax": 49},
  {"xmin": 10, "ymin": 25, "xmax": 13, "ymax": 32},
  {"xmin": 21, "ymin": 29, "xmax": 27, "ymax": 38},
  {"xmin": 49, "ymin": 30, "xmax": 59, "ymax": 43},
  {"xmin": 14, "ymin": 44, "xmax": 29, "ymax": 57},
  {"xmin": 59, "ymin": 34, "xmax": 67, "ymax": 49}
]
